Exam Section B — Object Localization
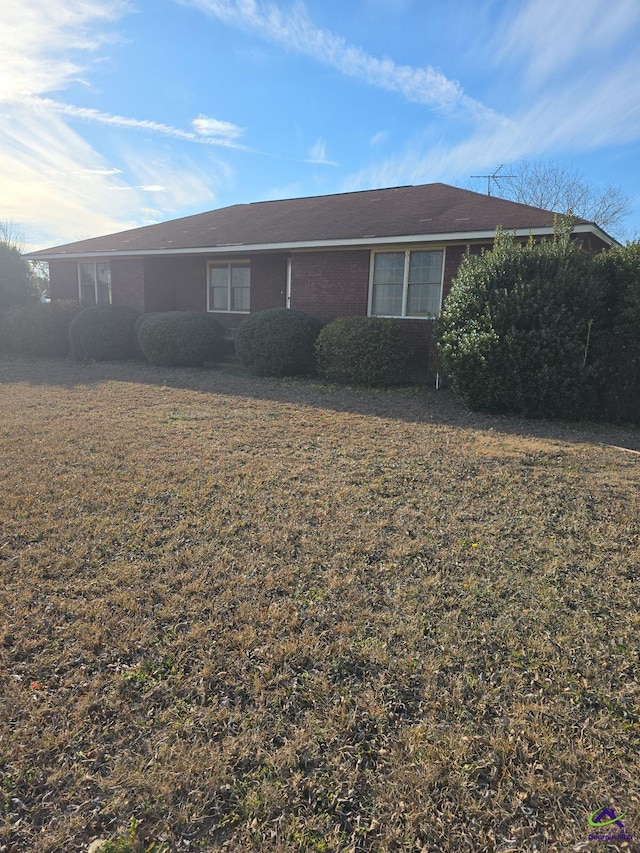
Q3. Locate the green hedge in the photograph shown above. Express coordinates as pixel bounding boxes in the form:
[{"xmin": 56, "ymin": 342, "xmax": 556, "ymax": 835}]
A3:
[
  {"xmin": 315, "ymin": 317, "xmax": 412, "ymax": 387},
  {"xmin": 436, "ymin": 223, "xmax": 611, "ymax": 419},
  {"xmin": 592, "ymin": 241, "xmax": 640, "ymax": 422},
  {"xmin": 0, "ymin": 301, "xmax": 82, "ymax": 357},
  {"xmin": 235, "ymin": 308, "xmax": 323, "ymax": 376},
  {"xmin": 69, "ymin": 304, "xmax": 140, "ymax": 361},
  {"xmin": 137, "ymin": 311, "xmax": 225, "ymax": 366}
]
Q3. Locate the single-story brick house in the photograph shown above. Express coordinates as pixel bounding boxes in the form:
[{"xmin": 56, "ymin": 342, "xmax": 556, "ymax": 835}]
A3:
[{"xmin": 28, "ymin": 182, "xmax": 614, "ymax": 372}]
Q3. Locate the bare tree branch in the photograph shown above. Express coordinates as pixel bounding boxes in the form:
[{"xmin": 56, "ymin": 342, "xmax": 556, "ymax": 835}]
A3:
[
  {"xmin": 497, "ymin": 159, "xmax": 631, "ymax": 239},
  {"xmin": 0, "ymin": 219, "xmax": 27, "ymax": 252}
]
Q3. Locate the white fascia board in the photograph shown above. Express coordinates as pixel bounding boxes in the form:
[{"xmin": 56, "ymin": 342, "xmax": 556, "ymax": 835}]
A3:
[
  {"xmin": 28, "ymin": 223, "xmax": 611, "ymax": 261},
  {"xmin": 572, "ymin": 223, "xmax": 618, "ymax": 246}
]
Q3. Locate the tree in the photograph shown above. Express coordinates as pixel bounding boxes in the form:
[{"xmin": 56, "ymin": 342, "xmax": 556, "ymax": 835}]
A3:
[
  {"xmin": 497, "ymin": 159, "xmax": 631, "ymax": 239},
  {"xmin": 0, "ymin": 240, "xmax": 39, "ymax": 311},
  {"xmin": 0, "ymin": 220, "xmax": 49, "ymax": 303},
  {"xmin": 0, "ymin": 219, "xmax": 27, "ymax": 251}
]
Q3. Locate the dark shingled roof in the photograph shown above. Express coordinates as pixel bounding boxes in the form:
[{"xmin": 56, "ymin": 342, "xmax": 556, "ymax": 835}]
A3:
[{"xmin": 29, "ymin": 182, "xmax": 591, "ymax": 258}]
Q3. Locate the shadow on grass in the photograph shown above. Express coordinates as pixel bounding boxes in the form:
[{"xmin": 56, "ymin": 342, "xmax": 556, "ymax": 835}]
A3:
[{"xmin": 1, "ymin": 354, "xmax": 639, "ymax": 451}]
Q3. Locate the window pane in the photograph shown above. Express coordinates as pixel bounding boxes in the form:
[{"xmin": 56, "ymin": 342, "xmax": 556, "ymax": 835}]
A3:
[
  {"xmin": 79, "ymin": 263, "xmax": 95, "ymax": 285},
  {"xmin": 96, "ymin": 263, "xmax": 111, "ymax": 286},
  {"xmin": 209, "ymin": 266, "xmax": 229, "ymax": 311},
  {"xmin": 231, "ymin": 265, "xmax": 250, "ymax": 288},
  {"xmin": 231, "ymin": 265, "xmax": 250, "ymax": 311},
  {"xmin": 407, "ymin": 283, "xmax": 440, "ymax": 316},
  {"xmin": 372, "ymin": 253, "xmax": 404, "ymax": 316},
  {"xmin": 408, "ymin": 251, "xmax": 442, "ymax": 284},
  {"xmin": 210, "ymin": 267, "xmax": 228, "ymax": 288},
  {"xmin": 211, "ymin": 286, "xmax": 228, "ymax": 311},
  {"xmin": 407, "ymin": 251, "xmax": 442, "ymax": 316},
  {"xmin": 231, "ymin": 287, "xmax": 250, "ymax": 311},
  {"xmin": 373, "ymin": 284, "xmax": 403, "ymax": 316},
  {"xmin": 96, "ymin": 284, "xmax": 111, "ymax": 304},
  {"xmin": 373, "ymin": 253, "xmax": 405, "ymax": 285},
  {"xmin": 79, "ymin": 264, "xmax": 95, "ymax": 304},
  {"xmin": 80, "ymin": 283, "xmax": 96, "ymax": 305}
]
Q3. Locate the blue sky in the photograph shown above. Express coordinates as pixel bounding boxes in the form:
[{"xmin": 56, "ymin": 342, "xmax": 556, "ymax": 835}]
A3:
[{"xmin": 2, "ymin": 0, "xmax": 640, "ymax": 248}]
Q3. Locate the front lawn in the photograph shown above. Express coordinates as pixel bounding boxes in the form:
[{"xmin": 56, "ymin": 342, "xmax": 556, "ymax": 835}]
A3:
[{"xmin": 1, "ymin": 358, "xmax": 638, "ymax": 852}]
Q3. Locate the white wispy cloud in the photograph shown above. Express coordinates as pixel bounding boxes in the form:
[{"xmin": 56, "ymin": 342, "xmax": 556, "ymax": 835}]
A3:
[
  {"xmin": 497, "ymin": 0, "xmax": 640, "ymax": 88},
  {"xmin": 346, "ymin": 1, "xmax": 640, "ymax": 198},
  {"xmin": 19, "ymin": 97, "xmax": 256, "ymax": 151},
  {"xmin": 83, "ymin": 167, "xmax": 124, "ymax": 176},
  {"xmin": 192, "ymin": 114, "xmax": 246, "ymax": 140},
  {"xmin": 305, "ymin": 139, "xmax": 337, "ymax": 166},
  {"xmin": 179, "ymin": 0, "xmax": 502, "ymax": 123},
  {"xmin": 0, "ymin": 0, "xmax": 240, "ymax": 244},
  {"xmin": 370, "ymin": 131, "xmax": 388, "ymax": 146},
  {"xmin": 0, "ymin": 105, "xmax": 139, "ymax": 246},
  {"xmin": 114, "ymin": 143, "xmax": 232, "ymax": 209},
  {"xmin": 0, "ymin": 0, "xmax": 127, "ymax": 99}
]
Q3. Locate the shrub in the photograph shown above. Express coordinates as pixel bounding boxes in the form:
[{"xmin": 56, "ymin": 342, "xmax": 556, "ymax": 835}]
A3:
[
  {"xmin": 593, "ymin": 240, "xmax": 640, "ymax": 422},
  {"xmin": 137, "ymin": 311, "xmax": 225, "ymax": 367},
  {"xmin": 315, "ymin": 316, "xmax": 412, "ymax": 387},
  {"xmin": 69, "ymin": 304, "xmax": 140, "ymax": 361},
  {"xmin": 235, "ymin": 308, "xmax": 323, "ymax": 376},
  {"xmin": 0, "ymin": 301, "xmax": 82, "ymax": 357},
  {"xmin": 436, "ymin": 223, "xmax": 606, "ymax": 418}
]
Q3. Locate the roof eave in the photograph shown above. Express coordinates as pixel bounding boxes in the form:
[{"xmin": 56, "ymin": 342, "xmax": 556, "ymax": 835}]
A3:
[{"xmin": 26, "ymin": 223, "xmax": 615, "ymax": 261}]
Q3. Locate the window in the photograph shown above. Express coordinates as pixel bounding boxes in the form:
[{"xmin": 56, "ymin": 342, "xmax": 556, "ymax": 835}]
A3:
[
  {"xmin": 78, "ymin": 262, "xmax": 111, "ymax": 305},
  {"xmin": 370, "ymin": 249, "xmax": 444, "ymax": 318},
  {"xmin": 208, "ymin": 262, "xmax": 250, "ymax": 313}
]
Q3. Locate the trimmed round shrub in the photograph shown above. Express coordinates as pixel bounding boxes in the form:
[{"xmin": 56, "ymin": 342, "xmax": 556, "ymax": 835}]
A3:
[
  {"xmin": 0, "ymin": 300, "xmax": 82, "ymax": 357},
  {"xmin": 69, "ymin": 304, "xmax": 140, "ymax": 361},
  {"xmin": 436, "ymin": 224, "xmax": 605, "ymax": 418},
  {"xmin": 315, "ymin": 317, "xmax": 412, "ymax": 387},
  {"xmin": 235, "ymin": 308, "xmax": 323, "ymax": 376},
  {"xmin": 137, "ymin": 311, "xmax": 225, "ymax": 367}
]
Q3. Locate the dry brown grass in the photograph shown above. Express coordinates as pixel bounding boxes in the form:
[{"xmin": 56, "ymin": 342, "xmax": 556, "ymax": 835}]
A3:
[{"xmin": 1, "ymin": 357, "xmax": 639, "ymax": 853}]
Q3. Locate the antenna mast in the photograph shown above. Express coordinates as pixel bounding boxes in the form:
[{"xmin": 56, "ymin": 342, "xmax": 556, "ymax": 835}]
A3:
[{"xmin": 471, "ymin": 164, "xmax": 515, "ymax": 196}]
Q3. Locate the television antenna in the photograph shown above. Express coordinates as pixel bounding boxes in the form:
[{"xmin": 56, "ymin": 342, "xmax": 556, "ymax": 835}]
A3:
[{"xmin": 471, "ymin": 164, "xmax": 515, "ymax": 196}]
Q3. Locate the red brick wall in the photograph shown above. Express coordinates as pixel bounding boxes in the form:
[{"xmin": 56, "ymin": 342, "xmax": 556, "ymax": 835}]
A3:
[
  {"xmin": 290, "ymin": 250, "xmax": 370, "ymax": 321},
  {"xmin": 205, "ymin": 253, "xmax": 287, "ymax": 333},
  {"xmin": 49, "ymin": 258, "xmax": 146, "ymax": 309},
  {"xmin": 111, "ymin": 259, "xmax": 145, "ymax": 310},
  {"xmin": 49, "ymin": 261, "xmax": 79, "ymax": 302},
  {"xmin": 48, "ymin": 243, "xmax": 478, "ymax": 374},
  {"xmin": 171, "ymin": 258, "xmax": 207, "ymax": 312},
  {"xmin": 143, "ymin": 256, "xmax": 206, "ymax": 313},
  {"xmin": 286, "ymin": 246, "xmax": 470, "ymax": 378},
  {"xmin": 142, "ymin": 253, "xmax": 287, "ymax": 332},
  {"xmin": 443, "ymin": 244, "xmax": 467, "ymax": 301}
]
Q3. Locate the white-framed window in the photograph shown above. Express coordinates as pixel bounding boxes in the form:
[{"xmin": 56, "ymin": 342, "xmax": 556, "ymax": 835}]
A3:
[
  {"xmin": 207, "ymin": 261, "xmax": 250, "ymax": 313},
  {"xmin": 369, "ymin": 249, "xmax": 444, "ymax": 318},
  {"xmin": 78, "ymin": 262, "xmax": 111, "ymax": 305}
]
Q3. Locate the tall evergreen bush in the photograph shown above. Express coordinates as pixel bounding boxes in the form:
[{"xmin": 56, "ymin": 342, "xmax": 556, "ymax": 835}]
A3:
[
  {"xmin": 593, "ymin": 241, "xmax": 640, "ymax": 422},
  {"xmin": 436, "ymin": 222, "xmax": 606, "ymax": 419}
]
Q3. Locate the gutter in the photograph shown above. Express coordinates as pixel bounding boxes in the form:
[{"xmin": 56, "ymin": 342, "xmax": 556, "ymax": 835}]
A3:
[{"xmin": 25, "ymin": 223, "xmax": 616, "ymax": 262}]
